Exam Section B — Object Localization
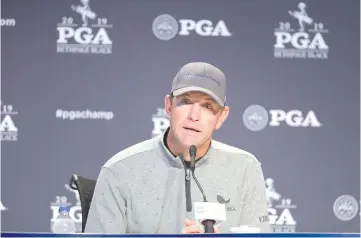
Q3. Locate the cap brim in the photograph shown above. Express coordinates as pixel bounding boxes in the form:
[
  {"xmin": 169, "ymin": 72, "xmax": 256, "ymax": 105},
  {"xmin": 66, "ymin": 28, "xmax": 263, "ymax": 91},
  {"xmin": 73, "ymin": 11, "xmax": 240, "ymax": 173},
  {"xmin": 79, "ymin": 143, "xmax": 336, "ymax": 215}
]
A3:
[{"xmin": 172, "ymin": 86, "xmax": 224, "ymax": 106}]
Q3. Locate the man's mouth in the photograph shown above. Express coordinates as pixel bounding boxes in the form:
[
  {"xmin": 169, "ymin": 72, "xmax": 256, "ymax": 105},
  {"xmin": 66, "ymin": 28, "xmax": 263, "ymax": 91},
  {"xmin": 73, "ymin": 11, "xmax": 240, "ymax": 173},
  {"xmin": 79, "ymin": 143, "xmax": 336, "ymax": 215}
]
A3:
[{"xmin": 184, "ymin": 127, "xmax": 201, "ymax": 133}]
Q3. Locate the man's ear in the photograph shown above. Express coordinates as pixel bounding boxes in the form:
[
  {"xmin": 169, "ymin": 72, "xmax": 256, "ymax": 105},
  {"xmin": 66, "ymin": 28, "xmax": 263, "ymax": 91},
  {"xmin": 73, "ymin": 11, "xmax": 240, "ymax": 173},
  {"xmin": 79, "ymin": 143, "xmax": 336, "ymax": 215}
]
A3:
[
  {"xmin": 215, "ymin": 106, "xmax": 230, "ymax": 130},
  {"xmin": 165, "ymin": 95, "xmax": 172, "ymax": 117}
]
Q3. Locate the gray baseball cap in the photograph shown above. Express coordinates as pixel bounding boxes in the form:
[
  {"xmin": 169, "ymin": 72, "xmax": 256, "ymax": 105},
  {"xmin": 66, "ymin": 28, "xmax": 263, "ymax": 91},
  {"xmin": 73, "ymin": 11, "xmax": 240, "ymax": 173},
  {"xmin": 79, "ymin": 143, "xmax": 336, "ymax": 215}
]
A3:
[{"xmin": 170, "ymin": 62, "xmax": 227, "ymax": 106}]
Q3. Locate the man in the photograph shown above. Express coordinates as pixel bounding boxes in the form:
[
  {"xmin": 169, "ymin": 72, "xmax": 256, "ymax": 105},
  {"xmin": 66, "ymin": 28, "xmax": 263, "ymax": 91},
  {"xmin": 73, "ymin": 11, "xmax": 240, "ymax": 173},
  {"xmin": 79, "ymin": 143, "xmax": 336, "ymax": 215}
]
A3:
[{"xmin": 85, "ymin": 62, "xmax": 270, "ymax": 234}]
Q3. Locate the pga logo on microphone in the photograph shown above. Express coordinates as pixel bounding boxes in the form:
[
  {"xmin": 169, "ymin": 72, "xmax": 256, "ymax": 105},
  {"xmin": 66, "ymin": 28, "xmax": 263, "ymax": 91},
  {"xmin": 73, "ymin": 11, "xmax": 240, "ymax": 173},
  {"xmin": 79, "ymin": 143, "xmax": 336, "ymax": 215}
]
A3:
[{"xmin": 242, "ymin": 105, "xmax": 322, "ymax": 131}]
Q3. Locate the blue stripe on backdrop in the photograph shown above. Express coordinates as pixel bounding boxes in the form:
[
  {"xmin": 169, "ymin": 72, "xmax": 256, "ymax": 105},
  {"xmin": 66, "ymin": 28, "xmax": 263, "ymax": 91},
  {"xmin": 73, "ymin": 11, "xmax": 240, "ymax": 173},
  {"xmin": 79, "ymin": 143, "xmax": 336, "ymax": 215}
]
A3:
[
  {"xmin": 1, "ymin": 0, "xmax": 359, "ymax": 234},
  {"xmin": 1, "ymin": 233, "xmax": 361, "ymax": 238}
]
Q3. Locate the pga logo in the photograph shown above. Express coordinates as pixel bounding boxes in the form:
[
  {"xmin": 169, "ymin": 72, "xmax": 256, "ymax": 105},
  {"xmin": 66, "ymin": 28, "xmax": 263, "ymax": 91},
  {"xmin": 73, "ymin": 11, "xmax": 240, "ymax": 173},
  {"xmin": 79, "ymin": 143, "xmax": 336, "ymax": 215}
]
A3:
[
  {"xmin": 152, "ymin": 14, "xmax": 232, "ymax": 41},
  {"xmin": 0, "ymin": 115, "xmax": 18, "ymax": 133},
  {"xmin": 56, "ymin": 0, "xmax": 113, "ymax": 54},
  {"xmin": 273, "ymin": 2, "xmax": 329, "ymax": 59},
  {"xmin": 57, "ymin": 27, "xmax": 112, "ymax": 45},
  {"xmin": 152, "ymin": 108, "xmax": 169, "ymax": 137},
  {"xmin": 243, "ymin": 105, "xmax": 322, "ymax": 131},
  {"xmin": 274, "ymin": 32, "xmax": 328, "ymax": 50}
]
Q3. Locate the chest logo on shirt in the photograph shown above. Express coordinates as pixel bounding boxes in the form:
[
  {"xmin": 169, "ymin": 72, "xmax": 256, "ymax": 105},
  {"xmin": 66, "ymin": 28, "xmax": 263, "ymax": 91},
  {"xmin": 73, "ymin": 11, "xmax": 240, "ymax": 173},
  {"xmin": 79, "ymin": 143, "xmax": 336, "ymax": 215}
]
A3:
[{"xmin": 217, "ymin": 195, "xmax": 235, "ymax": 212}]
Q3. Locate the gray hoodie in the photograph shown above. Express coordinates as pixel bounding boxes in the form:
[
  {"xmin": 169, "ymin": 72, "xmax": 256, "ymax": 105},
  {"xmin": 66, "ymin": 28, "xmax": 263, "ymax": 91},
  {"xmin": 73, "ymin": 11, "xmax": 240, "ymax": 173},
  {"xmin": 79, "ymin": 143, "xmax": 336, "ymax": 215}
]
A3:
[{"xmin": 85, "ymin": 128, "xmax": 271, "ymax": 234}]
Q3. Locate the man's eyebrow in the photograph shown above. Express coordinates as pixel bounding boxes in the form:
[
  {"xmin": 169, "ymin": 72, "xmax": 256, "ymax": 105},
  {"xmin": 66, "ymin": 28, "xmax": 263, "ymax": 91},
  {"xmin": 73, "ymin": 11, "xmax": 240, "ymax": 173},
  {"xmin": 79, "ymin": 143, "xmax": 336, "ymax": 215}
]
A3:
[
  {"xmin": 180, "ymin": 94, "xmax": 217, "ymax": 104},
  {"xmin": 182, "ymin": 93, "xmax": 213, "ymax": 101},
  {"xmin": 204, "ymin": 97, "xmax": 215, "ymax": 102}
]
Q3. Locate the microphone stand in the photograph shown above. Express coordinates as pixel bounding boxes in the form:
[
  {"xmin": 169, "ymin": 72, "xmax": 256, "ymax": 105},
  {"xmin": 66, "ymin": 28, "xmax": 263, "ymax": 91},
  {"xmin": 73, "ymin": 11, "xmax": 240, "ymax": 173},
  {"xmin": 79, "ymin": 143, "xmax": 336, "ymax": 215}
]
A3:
[
  {"xmin": 185, "ymin": 168, "xmax": 192, "ymax": 212},
  {"xmin": 191, "ymin": 171, "xmax": 216, "ymax": 233},
  {"xmin": 202, "ymin": 220, "xmax": 216, "ymax": 233},
  {"xmin": 189, "ymin": 145, "xmax": 216, "ymax": 233},
  {"xmin": 179, "ymin": 154, "xmax": 192, "ymax": 213}
]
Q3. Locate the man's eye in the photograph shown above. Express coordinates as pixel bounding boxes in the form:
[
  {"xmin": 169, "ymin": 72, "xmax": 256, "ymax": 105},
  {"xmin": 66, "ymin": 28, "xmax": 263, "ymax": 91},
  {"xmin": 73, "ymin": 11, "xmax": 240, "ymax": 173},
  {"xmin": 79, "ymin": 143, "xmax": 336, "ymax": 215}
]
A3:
[
  {"xmin": 181, "ymin": 99, "xmax": 191, "ymax": 104},
  {"xmin": 203, "ymin": 103, "xmax": 212, "ymax": 109}
]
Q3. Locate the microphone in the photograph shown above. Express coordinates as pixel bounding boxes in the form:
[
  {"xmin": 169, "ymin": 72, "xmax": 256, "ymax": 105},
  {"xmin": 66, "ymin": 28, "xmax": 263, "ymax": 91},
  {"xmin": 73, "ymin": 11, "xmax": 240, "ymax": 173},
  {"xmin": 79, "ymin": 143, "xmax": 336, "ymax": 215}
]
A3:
[{"xmin": 188, "ymin": 145, "xmax": 226, "ymax": 233}]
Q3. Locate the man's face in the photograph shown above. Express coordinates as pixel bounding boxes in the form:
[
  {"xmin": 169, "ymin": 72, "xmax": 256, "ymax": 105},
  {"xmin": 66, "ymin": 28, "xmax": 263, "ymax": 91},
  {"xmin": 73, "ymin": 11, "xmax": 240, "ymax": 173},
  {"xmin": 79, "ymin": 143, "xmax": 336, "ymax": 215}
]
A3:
[{"xmin": 165, "ymin": 91, "xmax": 229, "ymax": 149}]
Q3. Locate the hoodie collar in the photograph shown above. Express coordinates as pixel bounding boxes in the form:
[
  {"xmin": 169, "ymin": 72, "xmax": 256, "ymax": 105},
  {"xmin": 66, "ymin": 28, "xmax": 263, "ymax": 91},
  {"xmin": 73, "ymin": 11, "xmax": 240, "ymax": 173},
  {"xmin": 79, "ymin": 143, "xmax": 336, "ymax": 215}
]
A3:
[{"xmin": 156, "ymin": 127, "xmax": 212, "ymax": 169}]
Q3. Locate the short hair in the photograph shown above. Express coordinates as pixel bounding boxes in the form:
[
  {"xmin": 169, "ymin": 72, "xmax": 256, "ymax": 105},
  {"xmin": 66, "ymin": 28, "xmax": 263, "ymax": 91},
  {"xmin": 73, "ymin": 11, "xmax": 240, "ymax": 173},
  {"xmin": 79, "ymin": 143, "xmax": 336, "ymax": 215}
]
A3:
[{"xmin": 170, "ymin": 93, "xmax": 175, "ymax": 102}]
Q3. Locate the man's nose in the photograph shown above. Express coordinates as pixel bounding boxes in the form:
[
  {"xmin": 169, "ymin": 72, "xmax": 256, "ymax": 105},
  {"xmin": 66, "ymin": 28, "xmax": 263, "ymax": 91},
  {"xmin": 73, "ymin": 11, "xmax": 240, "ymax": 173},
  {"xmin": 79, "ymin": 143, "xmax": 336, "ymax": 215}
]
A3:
[{"xmin": 188, "ymin": 104, "xmax": 201, "ymax": 122}]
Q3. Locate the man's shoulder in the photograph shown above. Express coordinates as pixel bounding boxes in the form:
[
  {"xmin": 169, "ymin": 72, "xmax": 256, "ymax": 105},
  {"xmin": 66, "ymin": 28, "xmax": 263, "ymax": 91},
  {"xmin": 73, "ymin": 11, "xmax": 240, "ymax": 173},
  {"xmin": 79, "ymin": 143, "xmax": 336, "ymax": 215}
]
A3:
[
  {"xmin": 103, "ymin": 135, "xmax": 160, "ymax": 169},
  {"xmin": 211, "ymin": 140, "xmax": 261, "ymax": 165}
]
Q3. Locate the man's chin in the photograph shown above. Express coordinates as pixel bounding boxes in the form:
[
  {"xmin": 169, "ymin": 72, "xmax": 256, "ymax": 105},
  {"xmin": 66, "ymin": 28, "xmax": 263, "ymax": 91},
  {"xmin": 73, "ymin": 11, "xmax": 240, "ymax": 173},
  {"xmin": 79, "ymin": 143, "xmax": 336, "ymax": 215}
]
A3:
[{"xmin": 179, "ymin": 137, "xmax": 202, "ymax": 149}]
